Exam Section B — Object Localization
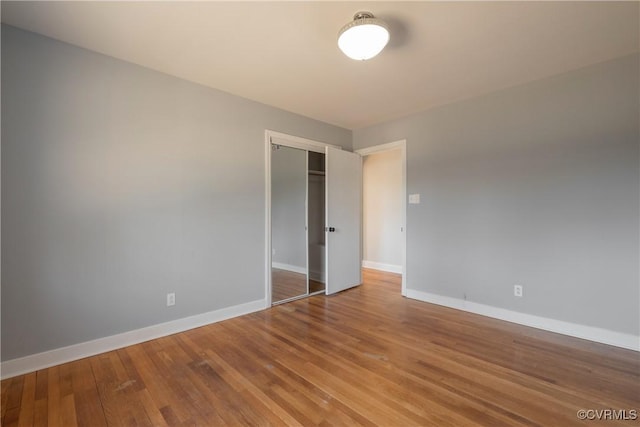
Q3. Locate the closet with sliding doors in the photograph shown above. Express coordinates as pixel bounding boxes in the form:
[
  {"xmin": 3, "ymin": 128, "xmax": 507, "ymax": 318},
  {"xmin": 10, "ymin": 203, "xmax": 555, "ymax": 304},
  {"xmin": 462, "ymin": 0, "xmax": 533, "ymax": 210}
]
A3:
[{"xmin": 267, "ymin": 130, "xmax": 363, "ymax": 306}]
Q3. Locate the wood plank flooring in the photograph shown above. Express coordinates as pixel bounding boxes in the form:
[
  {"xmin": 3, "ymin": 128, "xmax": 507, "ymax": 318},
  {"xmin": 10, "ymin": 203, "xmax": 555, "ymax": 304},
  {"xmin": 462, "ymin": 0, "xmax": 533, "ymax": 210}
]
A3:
[{"xmin": 2, "ymin": 269, "xmax": 638, "ymax": 426}]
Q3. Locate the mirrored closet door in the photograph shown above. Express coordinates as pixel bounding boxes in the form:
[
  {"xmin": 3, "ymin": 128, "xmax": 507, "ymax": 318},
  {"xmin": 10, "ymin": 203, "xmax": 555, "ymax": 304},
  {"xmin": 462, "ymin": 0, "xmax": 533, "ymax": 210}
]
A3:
[
  {"xmin": 271, "ymin": 145, "xmax": 326, "ymax": 304},
  {"xmin": 271, "ymin": 145, "xmax": 308, "ymax": 303}
]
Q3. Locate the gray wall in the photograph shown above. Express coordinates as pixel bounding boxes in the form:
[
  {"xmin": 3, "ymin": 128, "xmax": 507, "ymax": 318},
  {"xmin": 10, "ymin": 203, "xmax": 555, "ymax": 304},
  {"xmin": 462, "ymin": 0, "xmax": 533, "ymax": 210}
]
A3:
[
  {"xmin": 354, "ymin": 54, "xmax": 639, "ymax": 336},
  {"xmin": 1, "ymin": 25, "xmax": 351, "ymax": 361},
  {"xmin": 271, "ymin": 145, "xmax": 307, "ymax": 269}
]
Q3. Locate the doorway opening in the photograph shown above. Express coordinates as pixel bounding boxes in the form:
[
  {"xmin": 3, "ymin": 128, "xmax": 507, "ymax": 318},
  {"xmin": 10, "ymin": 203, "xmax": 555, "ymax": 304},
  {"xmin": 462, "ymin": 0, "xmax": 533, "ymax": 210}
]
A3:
[{"xmin": 356, "ymin": 140, "xmax": 407, "ymax": 295}]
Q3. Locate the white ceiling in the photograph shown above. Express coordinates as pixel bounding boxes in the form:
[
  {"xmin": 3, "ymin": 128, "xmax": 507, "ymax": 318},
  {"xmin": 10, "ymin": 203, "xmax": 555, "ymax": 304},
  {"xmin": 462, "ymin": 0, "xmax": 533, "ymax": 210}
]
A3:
[{"xmin": 2, "ymin": 1, "xmax": 638, "ymax": 130}]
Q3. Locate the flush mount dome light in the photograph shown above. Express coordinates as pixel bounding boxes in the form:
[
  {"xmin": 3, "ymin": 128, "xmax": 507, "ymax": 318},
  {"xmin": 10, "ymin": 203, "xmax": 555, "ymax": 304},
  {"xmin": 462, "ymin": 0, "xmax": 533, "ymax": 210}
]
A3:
[{"xmin": 338, "ymin": 11, "xmax": 390, "ymax": 60}]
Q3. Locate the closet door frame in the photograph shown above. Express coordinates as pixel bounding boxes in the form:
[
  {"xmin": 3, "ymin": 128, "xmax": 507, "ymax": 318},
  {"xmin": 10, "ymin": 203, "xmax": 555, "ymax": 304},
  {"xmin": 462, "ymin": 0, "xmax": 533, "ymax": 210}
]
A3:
[{"xmin": 264, "ymin": 130, "xmax": 342, "ymax": 307}]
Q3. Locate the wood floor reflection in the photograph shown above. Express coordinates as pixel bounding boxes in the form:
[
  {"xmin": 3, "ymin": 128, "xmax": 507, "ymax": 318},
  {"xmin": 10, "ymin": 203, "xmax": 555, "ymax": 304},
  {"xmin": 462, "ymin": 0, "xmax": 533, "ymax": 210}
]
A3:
[{"xmin": 272, "ymin": 268, "xmax": 325, "ymax": 303}]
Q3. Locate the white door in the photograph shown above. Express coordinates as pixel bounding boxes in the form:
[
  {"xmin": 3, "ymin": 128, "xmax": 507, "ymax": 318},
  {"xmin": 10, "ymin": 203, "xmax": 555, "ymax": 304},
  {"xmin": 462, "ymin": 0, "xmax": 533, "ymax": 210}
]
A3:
[{"xmin": 325, "ymin": 147, "xmax": 362, "ymax": 295}]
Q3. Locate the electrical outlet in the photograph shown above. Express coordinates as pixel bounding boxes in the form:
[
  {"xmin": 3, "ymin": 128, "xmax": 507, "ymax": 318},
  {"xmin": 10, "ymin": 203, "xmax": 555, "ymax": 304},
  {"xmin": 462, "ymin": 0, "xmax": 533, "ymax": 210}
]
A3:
[
  {"xmin": 514, "ymin": 285, "xmax": 523, "ymax": 297},
  {"xmin": 167, "ymin": 292, "xmax": 176, "ymax": 306}
]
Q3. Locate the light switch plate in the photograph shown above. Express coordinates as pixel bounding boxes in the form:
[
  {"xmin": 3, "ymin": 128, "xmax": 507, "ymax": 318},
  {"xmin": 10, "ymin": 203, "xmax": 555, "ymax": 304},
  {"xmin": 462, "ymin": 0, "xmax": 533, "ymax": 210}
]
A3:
[{"xmin": 409, "ymin": 194, "xmax": 421, "ymax": 204}]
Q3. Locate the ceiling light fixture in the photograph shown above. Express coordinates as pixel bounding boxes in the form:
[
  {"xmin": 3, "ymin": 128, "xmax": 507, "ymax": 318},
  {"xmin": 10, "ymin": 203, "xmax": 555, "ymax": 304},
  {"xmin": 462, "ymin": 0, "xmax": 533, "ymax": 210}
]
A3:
[{"xmin": 338, "ymin": 11, "xmax": 390, "ymax": 61}]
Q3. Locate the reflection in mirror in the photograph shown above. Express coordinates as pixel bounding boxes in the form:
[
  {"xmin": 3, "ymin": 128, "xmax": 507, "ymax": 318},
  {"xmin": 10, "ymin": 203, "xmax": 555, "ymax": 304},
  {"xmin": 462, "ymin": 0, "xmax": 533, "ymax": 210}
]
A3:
[{"xmin": 271, "ymin": 144, "xmax": 308, "ymax": 303}]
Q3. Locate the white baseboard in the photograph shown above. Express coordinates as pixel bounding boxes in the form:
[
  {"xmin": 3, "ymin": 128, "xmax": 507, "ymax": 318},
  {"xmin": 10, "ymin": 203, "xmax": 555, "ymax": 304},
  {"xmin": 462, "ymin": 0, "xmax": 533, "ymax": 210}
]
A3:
[
  {"xmin": 362, "ymin": 260, "xmax": 402, "ymax": 274},
  {"xmin": 406, "ymin": 289, "xmax": 639, "ymax": 352},
  {"xmin": 272, "ymin": 262, "xmax": 306, "ymax": 275},
  {"xmin": 0, "ymin": 298, "xmax": 266, "ymax": 380}
]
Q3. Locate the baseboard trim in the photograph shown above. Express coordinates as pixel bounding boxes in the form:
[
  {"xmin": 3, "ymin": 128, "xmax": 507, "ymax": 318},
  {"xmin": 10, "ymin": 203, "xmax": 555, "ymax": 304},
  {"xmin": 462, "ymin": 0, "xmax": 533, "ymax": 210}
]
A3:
[
  {"xmin": 362, "ymin": 260, "xmax": 402, "ymax": 274},
  {"xmin": 272, "ymin": 262, "xmax": 306, "ymax": 275},
  {"xmin": 0, "ymin": 298, "xmax": 266, "ymax": 380},
  {"xmin": 406, "ymin": 289, "xmax": 639, "ymax": 351}
]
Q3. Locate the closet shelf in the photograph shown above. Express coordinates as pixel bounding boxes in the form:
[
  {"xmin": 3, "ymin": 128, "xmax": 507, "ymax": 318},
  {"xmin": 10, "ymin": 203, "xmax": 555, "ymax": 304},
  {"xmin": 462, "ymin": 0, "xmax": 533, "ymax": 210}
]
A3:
[{"xmin": 309, "ymin": 170, "xmax": 325, "ymax": 176}]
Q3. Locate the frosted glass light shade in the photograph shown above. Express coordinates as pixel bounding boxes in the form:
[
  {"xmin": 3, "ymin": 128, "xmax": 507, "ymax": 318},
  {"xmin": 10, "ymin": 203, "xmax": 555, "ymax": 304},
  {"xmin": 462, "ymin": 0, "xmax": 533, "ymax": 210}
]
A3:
[{"xmin": 338, "ymin": 12, "xmax": 390, "ymax": 61}]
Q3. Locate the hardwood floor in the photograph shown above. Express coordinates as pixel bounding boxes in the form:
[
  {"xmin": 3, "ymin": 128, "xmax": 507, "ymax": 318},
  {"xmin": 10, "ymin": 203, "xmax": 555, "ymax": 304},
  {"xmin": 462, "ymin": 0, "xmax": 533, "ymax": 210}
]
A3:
[{"xmin": 2, "ymin": 269, "xmax": 638, "ymax": 426}]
